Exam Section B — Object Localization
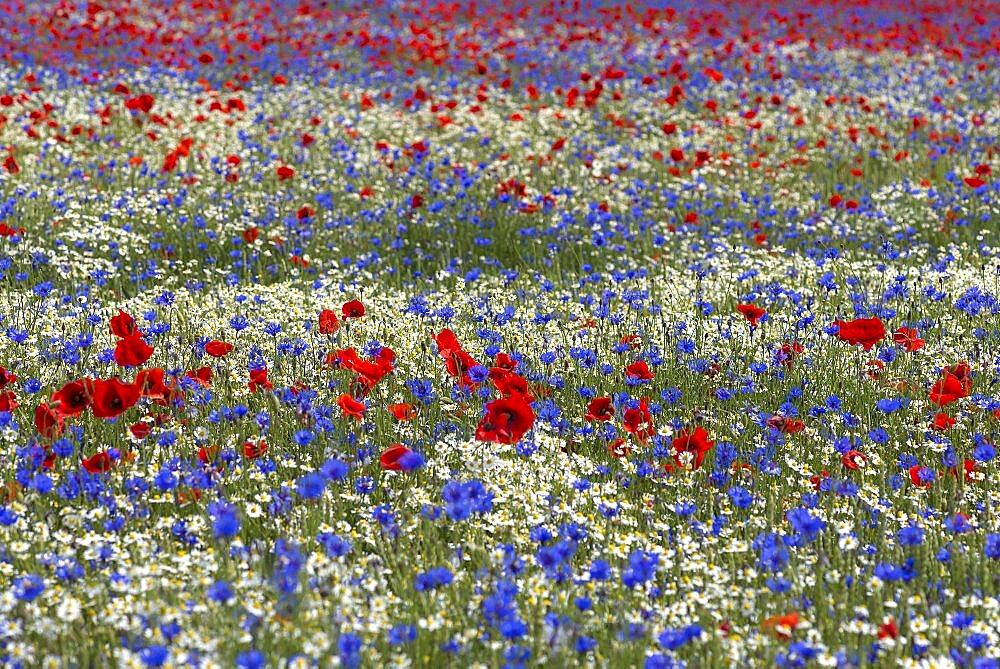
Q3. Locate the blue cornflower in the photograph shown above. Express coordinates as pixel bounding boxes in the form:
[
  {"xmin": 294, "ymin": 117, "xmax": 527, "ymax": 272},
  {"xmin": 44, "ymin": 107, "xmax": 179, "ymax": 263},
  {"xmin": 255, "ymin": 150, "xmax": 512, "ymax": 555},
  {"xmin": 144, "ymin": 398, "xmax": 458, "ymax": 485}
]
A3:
[
  {"xmin": 728, "ymin": 486, "xmax": 754, "ymax": 509},
  {"xmin": 338, "ymin": 633, "xmax": 363, "ymax": 669},
  {"xmin": 388, "ymin": 624, "xmax": 417, "ymax": 647},
  {"xmin": 207, "ymin": 580, "xmax": 234, "ymax": 603},
  {"xmin": 987, "ymin": 534, "xmax": 1000, "ymax": 559},
  {"xmin": 787, "ymin": 507, "xmax": 825, "ymax": 544},
  {"xmin": 139, "ymin": 646, "xmax": 170, "ymax": 667},
  {"xmin": 658, "ymin": 624, "xmax": 702, "ymax": 651},
  {"xmin": 209, "ymin": 501, "xmax": 241, "ymax": 540},
  {"xmin": 897, "ymin": 526, "xmax": 925, "ymax": 547},
  {"xmin": 320, "ymin": 458, "xmax": 349, "ymax": 481},
  {"xmin": 622, "ymin": 550, "xmax": 659, "ymax": 588},
  {"xmin": 589, "ymin": 559, "xmax": 611, "ymax": 581},
  {"xmin": 14, "ymin": 574, "xmax": 45, "ymax": 601},
  {"xmin": 296, "ymin": 472, "xmax": 326, "ymax": 500},
  {"xmin": 235, "ymin": 651, "xmax": 266, "ymax": 669}
]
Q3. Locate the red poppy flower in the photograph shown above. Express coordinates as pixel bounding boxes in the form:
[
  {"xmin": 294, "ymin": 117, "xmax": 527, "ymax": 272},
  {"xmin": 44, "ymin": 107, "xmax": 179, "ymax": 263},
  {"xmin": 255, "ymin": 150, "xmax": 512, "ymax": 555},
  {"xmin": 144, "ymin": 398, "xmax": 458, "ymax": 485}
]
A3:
[
  {"xmin": 0, "ymin": 367, "xmax": 16, "ymax": 389},
  {"xmin": 89, "ymin": 378, "xmax": 141, "ymax": 419},
  {"xmin": 0, "ymin": 390, "xmax": 18, "ymax": 413},
  {"xmin": 607, "ymin": 438, "xmax": 631, "ymax": 459},
  {"xmin": 318, "ymin": 309, "xmax": 340, "ymax": 334},
  {"xmin": 336, "ymin": 347, "xmax": 395, "ymax": 397},
  {"xmin": 671, "ymin": 426, "xmax": 715, "ymax": 470},
  {"xmin": 943, "ymin": 362, "xmax": 973, "ymax": 391},
  {"xmin": 35, "ymin": 402, "xmax": 64, "ymax": 441},
  {"xmin": 136, "ymin": 369, "xmax": 180, "ymax": 406},
  {"xmin": 737, "ymin": 303, "xmax": 766, "ymax": 327},
  {"xmin": 338, "ymin": 393, "xmax": 366, "ymax": 420},
  {"xmin": 130, "ymin": 421, "xmax": 152, "ymax": 440},
  {"xmin": 877, "ymin": 619, "xmax": 899, "ymax": 640},
  {"xmin": 931, "ymin": 412, "xmax": 956, "ymax": 430},
  {"xmin": 114, "ymin": 333, "xmax": 154, "ymax": 367},
  {"xmin": 841, "ymin": 450, "xmax": 867, "ymax": 470},
  {"xmin": 833, "ymin": 317, "xmax": 885, "ymax": 350},
  {"xmin": 243, "ymin": 439, "xmax": 269, "ymax": 459},
  {"xmin": 783, "ymin": 419, "xmax": 805, "ymax": 434},
  {"xmin": 110, "ymin": 309, "xmax": 140, "ymax": 338},
  {"xmin": 276, "ymin": 165, "xmax": 294, "ymax": 180},
  {"xmin": 476, "ymin": 396, "xmax": 535, "ymax": 444},
  {"xmin": 434, "ymin": 329, "xmax": 479, "ymax": 388},
  {"xmin": 622, "ymin": 398, "xmax": 655, "ymax": 442},
  {"xmin": 625, "ymin": 361, "xmax": 655, "ymax": 382},
  {"xmin": 585, "ymin": 397, "xmax": 615, "ymax": 422},
  {"xmin": 334, "ymin": 347, "xmax": 361, "ymax": 369},
  {"xmin": 205, "ymin": 340, "xmax": 234, "ymax": 358},
  {"xmin": 493, "ymin": 352, "xmax": 518, "ymax": 372},
  {"xmin": 35, "ymin": 450, "xmax": 55, "ymax": 470},
  {"xmin": 761, "ymin": 612, "xmax": 800, "ymax": 640},
  {"xmin": 379, "ymin": 444, "xmax": 414, "ymax": 471},
  {"xmin": 493, "ymin": 373, "xmax": 535, "ymax": 403},
  {"xmin": 82, "ymin": 451, "xmax": 113, "ymax": 474},
  {"xmin": 342, "ymin": 299, "xmax": 365, "ymax": 318},
  {"xmin": 186, "ymin": 367, "xmax": 213, "ymax": 388},
  {"xmin": 892, "ymin": 327, "xmax": 924, "ymax": 352},
  {"xmin": 52, "ymin": 379, "xmax": 90, "ymax": 417},
  {"xmin": 388, "ymin": 403, "xmax": 415, "ymax": 421},
  {"xmin": 930, "ymin": 374, "xmax": 968, "ymax": 406},
  {"xmin": 248, "ymin": 367, "xmax": 273, "ymax": 393}
]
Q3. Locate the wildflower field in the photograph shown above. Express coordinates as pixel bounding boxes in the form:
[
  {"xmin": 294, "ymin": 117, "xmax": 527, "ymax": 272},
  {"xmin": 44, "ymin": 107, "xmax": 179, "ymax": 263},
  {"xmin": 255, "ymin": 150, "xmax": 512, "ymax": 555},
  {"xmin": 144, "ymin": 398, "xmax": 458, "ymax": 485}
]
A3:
[{"xmin": 0, "ymin": 0, "xmax": 998, "ymax": 666}]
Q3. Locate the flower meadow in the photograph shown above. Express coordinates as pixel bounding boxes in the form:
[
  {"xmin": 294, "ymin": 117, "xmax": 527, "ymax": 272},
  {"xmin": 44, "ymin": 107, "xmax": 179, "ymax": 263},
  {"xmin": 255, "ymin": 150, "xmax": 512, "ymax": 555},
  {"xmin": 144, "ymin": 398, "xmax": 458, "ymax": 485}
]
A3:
[{"xmin": 0, "ymin": 0, "xmax": 998, "ymax": 667}]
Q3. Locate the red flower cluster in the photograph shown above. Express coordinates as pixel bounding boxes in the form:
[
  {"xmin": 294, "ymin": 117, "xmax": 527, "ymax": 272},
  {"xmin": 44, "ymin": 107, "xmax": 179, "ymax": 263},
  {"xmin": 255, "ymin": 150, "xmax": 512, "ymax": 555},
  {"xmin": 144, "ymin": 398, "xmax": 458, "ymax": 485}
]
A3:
[
  {"xmin": 435, "ymin": 329, "xmax": 481, "ymax": 390},
  {"xmin": 248, "ymin": 367, "xmax": 273, "ymax": 393},
  {"xmin": 332, "ymin": 346, "xmax": 396, "ymax": 398},
  {"xmin": 33, "ymin": 309, "xmax": 282, "ymax": 472},
  {"xmin": 622, "ymin": 398, "xmax": 654, "ymax": 442},
  {"xmin": 111, "ymin": 309, "xmax": 154, "ymax": 368},
  {"xmin": 929, "ymin": 362, "xmax": 972, "ymax": 406},
  {"xmin": 317, "ymin": 300, "xmax": 366, "ymax": 334},
  {"xmin": 475, "ymin": 347, "xmax": 535, "ymax": 445}
]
